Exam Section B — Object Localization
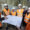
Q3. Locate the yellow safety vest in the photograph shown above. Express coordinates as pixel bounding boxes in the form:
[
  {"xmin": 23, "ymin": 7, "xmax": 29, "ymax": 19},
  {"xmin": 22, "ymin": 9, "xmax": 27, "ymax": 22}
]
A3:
[
  {"xmin": 3, "ymin": 8, "xmax": 10, "ymax": 16},
  {"xmin": 24, "ymin": 13, "xmax": 30, "ymax": 23},
  {"xmin": 11, "ymin": 11, "xmax": 16, "ymax": 16},
  {"xmin": 17, "ymin": 9, "xmax": 24, "ymax": 17},
  {"xmin": 26, "ymin": 22, "xmax": 30, "ymax": 30}
]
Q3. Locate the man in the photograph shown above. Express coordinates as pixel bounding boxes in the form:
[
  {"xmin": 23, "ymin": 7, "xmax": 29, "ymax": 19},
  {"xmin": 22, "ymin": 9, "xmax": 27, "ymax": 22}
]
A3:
[
  {"xmin": 11, "ymin": 7, "xmax": 16, "ymax": 16},
  {"xmin": 24, "ymin": 7, "xmax": 30, "ymax": 24},
  {"xmin": 17, "ymin": 4, "xmax": 24, "ymax": 17},
  {"xmin": 22, "ymin": 6, "xmax": 28, "ymax": 25},
  {"xmin": 22, "ymin": 7, "xmax": 30, "ymax": 27},
  {"xmin": 0, "ymin": 12, "xmax": 2, "ymax": 28},
  {"xmin": 25, "ymin": 22, "xmax": 30, "ymax": 30},
  {"xmin": 2, "ymin": 4, "xmax": 10, "ymax": 30},
  {"xmin": 16, "ymin": 4, "xmax": 24, "ymax": 30},
  {"xmin": 22, "ymin": 6, "xmax": 26, "ymax": 10},
  {"xmin": 2, "ymin": 4, "xmax": 10, "ymax": 16}
]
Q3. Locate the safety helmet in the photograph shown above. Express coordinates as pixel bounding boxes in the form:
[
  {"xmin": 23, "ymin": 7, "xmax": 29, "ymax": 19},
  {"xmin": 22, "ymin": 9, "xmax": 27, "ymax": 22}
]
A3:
[
  {"xmin": 28, "ymin": 7, "xmax": 30, "ymax": 10},
  {"xmin": 12, "ymin": 7, "xmax": 15, "ymax": 9},
  {"xmin": 27, "ymin": 7, "xmax": 30, "ymax": 12},
  {"xmin": 4, "ymin": 4, "xmax": 8, "ymax": 7},
  {"xmin": 22, "ymin": 6, "xmax": 26, "ymax": 8},
  {"xmin": 18, "ymin": 4, "xmax": 22, "ymax": 6}
]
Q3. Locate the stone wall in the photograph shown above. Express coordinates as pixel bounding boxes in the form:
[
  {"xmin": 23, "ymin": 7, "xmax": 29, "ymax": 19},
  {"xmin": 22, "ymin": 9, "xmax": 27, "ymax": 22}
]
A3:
[{"xmin": 0, "ymin": 0, "xmax": 30, "ymax": 11}]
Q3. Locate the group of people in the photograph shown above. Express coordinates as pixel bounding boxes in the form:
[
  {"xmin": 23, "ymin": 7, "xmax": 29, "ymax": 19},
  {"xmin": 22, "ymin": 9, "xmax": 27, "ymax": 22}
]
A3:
[{"xmin": 0, "ymin": 4, "xmax": 30, "ymax": 30}]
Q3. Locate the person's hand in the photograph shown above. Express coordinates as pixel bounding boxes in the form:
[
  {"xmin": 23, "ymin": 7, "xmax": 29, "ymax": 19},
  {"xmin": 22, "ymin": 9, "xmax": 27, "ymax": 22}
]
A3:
[
  {"xmin": 4, "ymin": 16, "xmax": 8, "ymax": 20},
  {"xmin": 5, "ymin": 11, "xmax": 9, "ymax": 16}
]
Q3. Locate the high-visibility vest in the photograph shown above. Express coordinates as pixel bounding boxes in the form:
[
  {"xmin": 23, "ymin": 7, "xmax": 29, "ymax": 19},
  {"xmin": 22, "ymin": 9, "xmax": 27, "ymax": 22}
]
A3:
[
  {"xmin": 17, "ymin": 9, "xmax": 24, "ymax": 17},
  {"xmin": 24, "ymin": 13, "xmax": 30, "ymax": 23},
  {"xmin": 11, "ymin": 11, "xmax": 16, "ymax": 16},
  {"xmin": 3, "ymin": 8, "xmax": 10, "ymax": 16},
  {"xmin": 26, "ymin": 22, "xmax": 30, "ymax": 30}
]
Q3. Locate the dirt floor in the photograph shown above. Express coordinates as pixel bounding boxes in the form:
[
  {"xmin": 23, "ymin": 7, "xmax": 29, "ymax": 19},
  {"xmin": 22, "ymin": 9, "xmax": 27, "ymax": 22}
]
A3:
[
  {"xmin": 0, "ymin": 26, "xmax": 25, "ymax": 30},
  {"xmin": 0, "ymin": 24, "xmax": 25, "ymax": 30}
]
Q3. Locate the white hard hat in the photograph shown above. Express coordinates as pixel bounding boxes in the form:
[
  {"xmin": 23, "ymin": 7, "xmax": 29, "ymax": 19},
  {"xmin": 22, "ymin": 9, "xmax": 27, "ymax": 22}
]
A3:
[
  {"xmin": 12, "ymin": 7, "xmax": 15, "ymax": 9},
  {"xmin": 26, "ymin": 6, "xmax": 28, "ymax": 10},
  {"xmin": 18, "ymin": 4, "xmax": 22, "ymax": 6},
  {"xmin": 22, "ymin": 6, "xmax": 26, "ymax": 8},
  {"xmin": 28, "ymin": 7, "xmax": 30, "ymax": 9},
  {"xmin": 4, "ymin": 4, "xmax": 8, "ymax": 6}
]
